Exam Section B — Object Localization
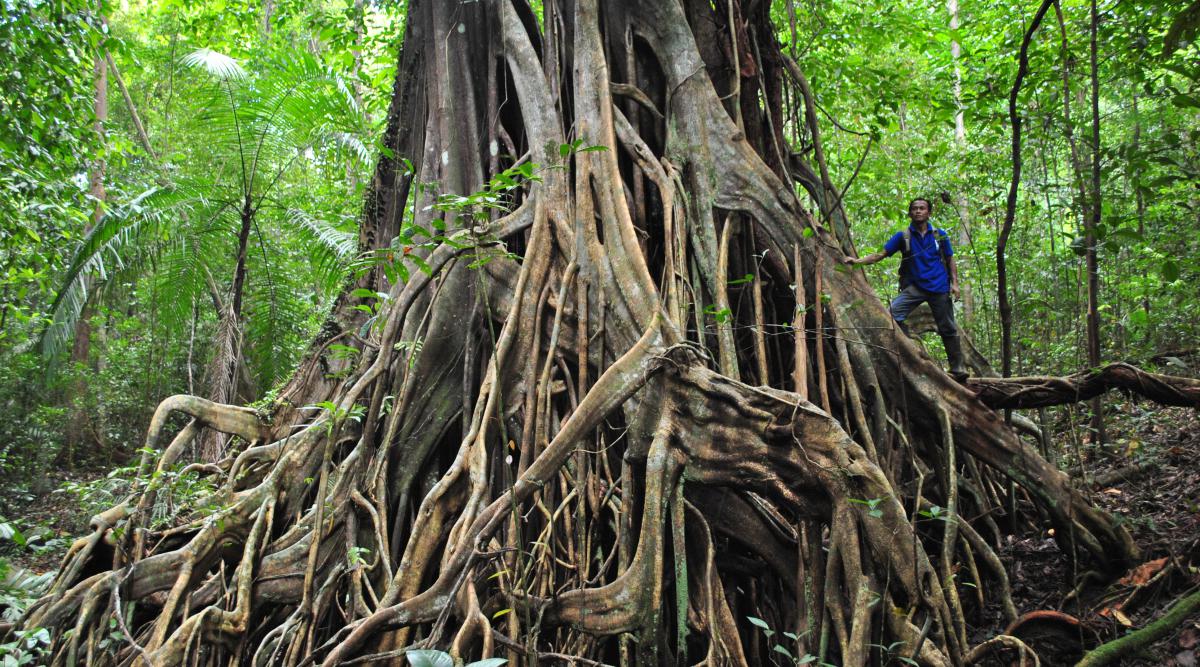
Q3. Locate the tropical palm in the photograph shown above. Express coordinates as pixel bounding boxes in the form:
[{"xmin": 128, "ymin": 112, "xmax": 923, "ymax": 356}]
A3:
[{"xmin": 44, "ymin": 47, "xmax": 368, "ymax": 457}]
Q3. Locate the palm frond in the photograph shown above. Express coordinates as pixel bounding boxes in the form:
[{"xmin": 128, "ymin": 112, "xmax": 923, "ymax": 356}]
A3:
[
  {"xmin": 42, "ymin": 186, "xmax": 172, "ymax": 358},
  {"xmin": 288, "ymin": 207, "xmax": 357, "ymax": 259},
  {"xmin": 287, "ymin": 207, "xmax": 357, "ymax": 294},
  {"xmin": 328, "ymin": 131, "xmax": 374, "ymax": 166},
  {"xmin": 182, "ymin": 48, "xmax": 248, "ymax": 82}
]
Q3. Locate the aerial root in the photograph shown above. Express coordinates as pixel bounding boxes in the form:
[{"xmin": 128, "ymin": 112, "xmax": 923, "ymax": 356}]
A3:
[
  {"xmin": 963, "ymin": 634, "xmax": 1041, "ymax": 666},
  {"xmin": 146, "ymin": 499, "xmax": 275, "ymax": 664}
]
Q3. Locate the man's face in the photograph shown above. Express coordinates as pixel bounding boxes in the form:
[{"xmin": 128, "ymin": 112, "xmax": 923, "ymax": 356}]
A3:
[{"xmin": 908, "ymin": 201, "xmax": 931, "ymax": 224}]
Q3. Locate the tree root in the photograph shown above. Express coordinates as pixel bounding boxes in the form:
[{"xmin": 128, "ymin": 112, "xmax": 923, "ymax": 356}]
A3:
[{"xmin": 969, "ymin": 362, "xmax": 1200, "ymax": 409}]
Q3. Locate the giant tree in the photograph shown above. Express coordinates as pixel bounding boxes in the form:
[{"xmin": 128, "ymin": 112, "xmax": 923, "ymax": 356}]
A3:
[{"xmin": 21, "ymin": 1, "xmax": 1200, "ymax": 665}]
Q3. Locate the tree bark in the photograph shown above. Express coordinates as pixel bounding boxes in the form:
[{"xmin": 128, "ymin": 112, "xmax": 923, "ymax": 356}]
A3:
[
  {"xmin": 1086, "ymin": 0, "xmax": 1107, "ymax": 443},
  {"xmin": 969, "ymin": 362, "xmax": 1200, "ymax": 409},
  {"xmin": 63, "ymin": 9, "xmax": 109, "ymax": 466},
  {"xmin": 999, "ymin": 0, "xmax": 1055, "ymax": 380}
]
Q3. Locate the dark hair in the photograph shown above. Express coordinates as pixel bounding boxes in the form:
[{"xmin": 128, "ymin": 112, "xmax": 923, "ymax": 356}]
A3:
[{"xmin": 908, "ymin": 197, "xmax": 934, "ymax": 213}]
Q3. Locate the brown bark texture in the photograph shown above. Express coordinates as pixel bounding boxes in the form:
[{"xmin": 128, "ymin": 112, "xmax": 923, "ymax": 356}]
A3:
[{"xmin": 18, "ymin": 1, "xmax": 1182, "ymax": 665}]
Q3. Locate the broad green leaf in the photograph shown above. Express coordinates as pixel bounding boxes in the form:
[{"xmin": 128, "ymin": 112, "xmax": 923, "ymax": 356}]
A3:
[
  {"xmin": 182, "ymin": 48, "xmax": 248, "ymax": 80},
  {"xmin": 746, "ymin": 616, "xmax": 771, "ymax": 630},
  {"xmin": 1162, "ymin": 260, "xmax": 1180, "ymax": 282},
  {"xmin": 405, "ymin": 649, "xmax": 454, "ymax": 667}
]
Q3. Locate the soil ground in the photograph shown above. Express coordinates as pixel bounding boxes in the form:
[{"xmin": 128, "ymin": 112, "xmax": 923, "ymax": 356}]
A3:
[{"xmin": 975, "ymin": 404, "xmax": 1200, "ymax": 666}]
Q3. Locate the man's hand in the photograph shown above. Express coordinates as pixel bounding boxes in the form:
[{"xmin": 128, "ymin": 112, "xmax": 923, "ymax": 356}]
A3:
[
  {"xmin": 951, "ymin": 283, "xmax": 960, "ymax": 299},
  {"xmin": 842, "ymin": 256, "xmax": 860, "ymax": 266}
]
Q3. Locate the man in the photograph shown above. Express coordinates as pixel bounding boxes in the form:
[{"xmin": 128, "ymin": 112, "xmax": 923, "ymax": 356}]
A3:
[{"xmin": 843, "ymin": 198, "xmax": 969, "ymax": 381}]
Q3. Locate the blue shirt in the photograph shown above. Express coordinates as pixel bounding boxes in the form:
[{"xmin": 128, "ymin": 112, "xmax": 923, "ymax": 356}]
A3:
[{"xmin": 883, "ymin": 225, "xmax": 954, "ymax": 293}]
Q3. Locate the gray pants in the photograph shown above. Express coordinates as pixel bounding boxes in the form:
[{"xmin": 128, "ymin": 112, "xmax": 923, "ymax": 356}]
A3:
[{"xmin": 890, "ymin": 285, "xmax": 958, "ymax": 337}]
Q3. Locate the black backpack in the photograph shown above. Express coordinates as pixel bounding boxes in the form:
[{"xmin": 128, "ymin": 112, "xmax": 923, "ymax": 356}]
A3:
[{"xmin": 898, "ymin": 227, "xmax": 951, "ymax": 291}]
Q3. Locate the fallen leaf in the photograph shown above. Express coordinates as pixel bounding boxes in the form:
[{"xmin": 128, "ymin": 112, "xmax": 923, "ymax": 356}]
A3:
[
  {"xmin": 1176, "ymin": 649, "xmax": 1197, "ymax": 667},
  {"xmin": 1182, "ymin": 627, "xmax": 1199, "ymax": 650},
  {"xmin": 1113, "ymin": 609, "xmax": 1134, "ymax": 627},
  {"xmin": 1119, "ymin": 557, "xmax": 1169, "ymax": 586},
  {"xmin": 1102, "ymin": 487, "xmax": 1123, "ymax": 495}
]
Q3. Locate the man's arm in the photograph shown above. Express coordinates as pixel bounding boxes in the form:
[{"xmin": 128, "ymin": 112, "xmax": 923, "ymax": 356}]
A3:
[
  {"xmin": 846, "ymin": 232, "xmax": 902, "ymax": 266},
  {"xmin": 844, "ymin": 251, "xmax": 888, "ymax": 266}
]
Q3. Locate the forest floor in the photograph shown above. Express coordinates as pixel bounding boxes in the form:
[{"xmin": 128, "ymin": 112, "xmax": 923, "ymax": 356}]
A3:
[
  {"xmin": 1, "ymin": 406, "xmax": 1197, "ymax": 665},
  {"xmin": 984, "ymin": 404, "xmax": 1200, "ymax": 666}
]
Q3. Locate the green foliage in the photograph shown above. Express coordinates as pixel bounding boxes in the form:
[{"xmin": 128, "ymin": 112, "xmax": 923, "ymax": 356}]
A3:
[
  {"xmin": 746, "ymin": 616, "xmax": 823, "ymax": 666},
  {"xmin": 0, "ymin": 0, "xmax": 410, "ymax": 486},
  {"xmin": 783, "ymin": 0, "xmax": 1200, "ymax": 370},
  {"xmin": 0, "ymin": 520, "xmax": 55, "ymax": 627},
  {"xmin": 0, "ymin": 626, "xmax": 51, "ymax": 666},
  {"xmin": 43, "ymin": 46, "xmax": 369, "ymax": 388},
  {"xmin": 0, "ymin": 0, "xmax": 98, "ymax": 347},
  {"xmin": 404, "ymin": 649, "xmax": 506, "ymax": 667},
  {"xmin": 59, "ymin": 455, "xmax": 221, "ymax": 529},
  {"xmin": 848, "ymin": 496, "xmax": 885, "ymax": 518},
  {"xmin": 308, "ymin": 400, "xmax": 366, "ymax": 437},
  {"xmin": 0, "ymin": 351, "xmax": 66, "ymax": 486}
]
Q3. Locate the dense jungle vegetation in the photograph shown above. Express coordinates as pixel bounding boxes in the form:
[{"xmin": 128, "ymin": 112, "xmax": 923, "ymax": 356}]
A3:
[{"xmin": 0, "ymin": 0, "xmax": 1198, "ymax": 664}]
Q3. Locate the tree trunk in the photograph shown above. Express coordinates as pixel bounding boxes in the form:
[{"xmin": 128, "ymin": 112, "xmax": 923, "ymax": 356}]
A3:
[
  {"xmin": 198, "ymin": 198, "xmax": 254, "ymax": 461},
  {"xmin": 1087, "ymin": 0, "xmax": 1107, "ymax": 443},
  {"xmin": 21, "ymin": 2, "xmax": 1144, "ymax": 665},
  {"xmin": 999, "ymin": 0, "xmax": 1055, "ymax": 381},
  {"xmin": 63, "ymin": 11, "xmax": 108, "ymax": 466},
  {"xmin": 948, "ymin": 0, "xmax": 965, "ymax": 142}
]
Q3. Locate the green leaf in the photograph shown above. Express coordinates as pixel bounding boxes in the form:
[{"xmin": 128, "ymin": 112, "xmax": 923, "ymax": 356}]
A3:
[
  {"xmin": 405, "ymin": 650, "xmax": 454, "ymax": 667},
  {"xmin": 492, "ymin": 608, "xmax": 513, "ymax": 619},
  {"xmin": 1162, "ymin": 260, "xmax": 1180, "ymax": 282},
  {"xmin": 182, "ymin": 48, "xmax": 248, "ymax": 80},
  {"xmin": 408, "ymin": 255, "xmax": 432, "ymax": 275},
  {"xmin": 746, "ymin": 616, "xmax": 771, "ymax": 630},
  {"xmin": 0, "ymin": 522, "xmax": 26, "ymax": 546}
]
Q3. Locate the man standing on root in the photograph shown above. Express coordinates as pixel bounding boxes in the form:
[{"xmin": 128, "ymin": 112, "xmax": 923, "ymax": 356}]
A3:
[{"xmin": 843, "ymin": 197, "xmax": 970, "ymax": 382}]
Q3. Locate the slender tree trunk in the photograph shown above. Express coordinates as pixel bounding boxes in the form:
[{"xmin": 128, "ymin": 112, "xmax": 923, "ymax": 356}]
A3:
[
  {"xmin": 1131, "ymin": 94, "xmax": 1150, "ymax": 320},
  {"xmin": 64, "ymin": 11, "xmax": 109, "ymax": 466},
  {"xmin": 948, "ymin": 0, "xmax": 965, "ymax": 142},
  {"xmin": 1087, "ymin": 0, "xmax": 1107, "ymax": 443},
  {"xmin": 999, "ymin": 0, "xmax": 1055, "ymax": 380},
  {"xmin": 199, "ymin": 197, "xmax": 254, "ymax": 461}
]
